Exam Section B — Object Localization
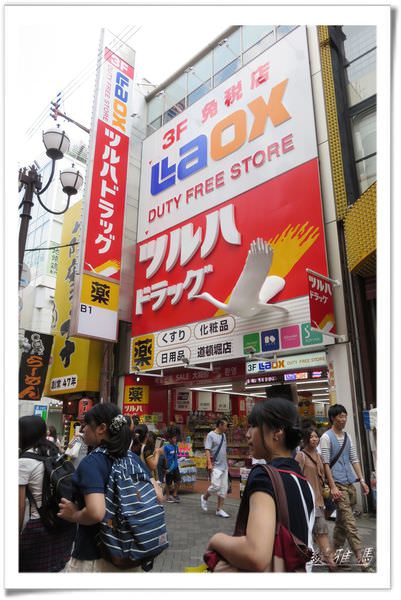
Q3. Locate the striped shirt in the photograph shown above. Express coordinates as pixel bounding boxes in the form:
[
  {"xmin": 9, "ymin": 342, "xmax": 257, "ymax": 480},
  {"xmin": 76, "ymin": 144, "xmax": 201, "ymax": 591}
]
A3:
[{"xmin": 320, "ymin": 430, "xmax": 359, "ymax": 464}]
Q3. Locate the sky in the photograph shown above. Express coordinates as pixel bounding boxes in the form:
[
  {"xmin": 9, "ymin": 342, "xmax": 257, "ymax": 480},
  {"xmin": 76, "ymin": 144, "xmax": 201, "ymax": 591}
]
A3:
[
  {"xmin": 7, "ymin": 4, "xmax": 236, "ymax": 165},
  {"xmin": 2, "ymin": 2, "xmax": 398, "ymax": 594},
  {"xmin": 6, "ymin": 1, "xmax": 392, "ymax": 166}
]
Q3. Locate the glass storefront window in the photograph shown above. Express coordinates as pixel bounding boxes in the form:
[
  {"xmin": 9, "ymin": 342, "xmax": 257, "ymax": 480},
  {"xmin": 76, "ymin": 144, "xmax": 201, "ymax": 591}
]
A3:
[
  {"xmin": 355, "ymin": 155, "xmax": 376, "ymax": 194},
  {"xmin": 351, "ymin": 107, "xmax": 376, "ymax": 194},
  {"xmin": 277, "ymin": 25, "xmax": 296, "ymax": 39},
  {"xmin": 242, "ymin": 26, "xmax": 274, "ymax": 52},
  {"xmin": 242, "ymin": 28, "xmax": 275, "ymax": 66},
  {"xmin": 351, "ymin": 108, "xmax": 376, "ymax": 162},
  {"xmin": 187, "ymin": 53, "xmax": 213, "ymax": 94},
  {"xmin": 213, "ymin": 30, "xmax": 241, "ymax": 73},
  {"xmin": 187, "ymin": 80, "xmax": 212, "ymax": 107},
  {"xmin": 147, "ymin": 116, "xmax": 162, "ymax": 137},
  {"xmin": 147, "ymin": 95, "xmax": 165, "ymax": 123},
  {"xmin": 163, "ymin": 99, "xmax": 186, "ymax": 124},
  {"xmin": 346, "ymin": 49, "xmax": 376, "ymax": 106},
  {"xmin": 164, "ymin": 73, "xmax": 187, "ymax": 112},
  {"xmin": 213, "ymin": 58, "xmax": 241, "ymax": 88},
  {"xmin": 342, "ymin": 25, "xmax": 376, "ymax": 63}
]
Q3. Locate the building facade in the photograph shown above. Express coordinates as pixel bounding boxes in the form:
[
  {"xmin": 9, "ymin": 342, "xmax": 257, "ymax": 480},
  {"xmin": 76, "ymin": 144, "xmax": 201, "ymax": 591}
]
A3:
[
  {"xmin": 35, "ymin": 25, "xmax": 377, "ymax": 500},
  {"xmin": 114, "ymin": 25, "xmax": 377, "ymax": 503}
]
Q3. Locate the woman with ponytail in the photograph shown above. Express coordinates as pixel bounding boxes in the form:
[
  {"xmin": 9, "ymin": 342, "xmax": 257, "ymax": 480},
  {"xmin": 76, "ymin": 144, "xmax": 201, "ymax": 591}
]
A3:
[
  {"xmin": 19, "ymin": 416, "xmax": 76, "ymax": 572},
  {"xmin": 296, "ymin": 427, "xmax": 336, "ymax": 570},
  {"xmin": 206, "ymin": 397, "xmax": 315, "ymax": 572},
  {"xmin": 57, "ymin": 403, "xmax": 141, "ymax": 572}
]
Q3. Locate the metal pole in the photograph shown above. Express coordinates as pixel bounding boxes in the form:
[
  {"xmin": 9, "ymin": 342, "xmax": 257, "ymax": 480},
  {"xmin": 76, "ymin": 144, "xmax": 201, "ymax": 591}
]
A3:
[{"xmin": 18, "ymin": 166, "xmax": 41, "ymax": 283}]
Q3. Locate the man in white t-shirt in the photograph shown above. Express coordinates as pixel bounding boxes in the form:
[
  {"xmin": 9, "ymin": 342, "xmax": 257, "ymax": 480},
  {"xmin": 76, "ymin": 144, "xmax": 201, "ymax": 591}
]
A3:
[{"xmin": 201, "ymin": 419, "xmax": 230, "ymax": 518}]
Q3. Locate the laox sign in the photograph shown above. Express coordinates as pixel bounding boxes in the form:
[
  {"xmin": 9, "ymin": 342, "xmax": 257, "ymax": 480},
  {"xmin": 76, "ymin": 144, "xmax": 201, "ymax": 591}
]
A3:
[{"xmin": 151, "ymin": 79, "xmax": 290, "ymax": 196}]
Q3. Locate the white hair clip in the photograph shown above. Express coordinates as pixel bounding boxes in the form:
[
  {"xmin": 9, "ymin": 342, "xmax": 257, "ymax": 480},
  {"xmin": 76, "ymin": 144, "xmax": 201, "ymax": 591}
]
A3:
[{"xmin": 109, "ymin": 414, "xmax": 127, "ymax": 434}]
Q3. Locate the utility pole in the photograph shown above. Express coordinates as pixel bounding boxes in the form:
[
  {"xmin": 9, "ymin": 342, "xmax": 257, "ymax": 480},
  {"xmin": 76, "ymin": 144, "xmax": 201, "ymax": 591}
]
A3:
[
  {"xmin": 18, "ymin": 166, "xmax": 42, "ymax": 282},
  {"xmin": 50, "ymin": 102, "xmax": 90, "ymax": 134}
]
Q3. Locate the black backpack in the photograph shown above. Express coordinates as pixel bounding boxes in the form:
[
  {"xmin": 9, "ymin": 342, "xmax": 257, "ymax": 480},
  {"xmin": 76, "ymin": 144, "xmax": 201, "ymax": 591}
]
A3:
[{"xmin": 21, "ymin": 451, "xmax": 76, "ymax": 532}]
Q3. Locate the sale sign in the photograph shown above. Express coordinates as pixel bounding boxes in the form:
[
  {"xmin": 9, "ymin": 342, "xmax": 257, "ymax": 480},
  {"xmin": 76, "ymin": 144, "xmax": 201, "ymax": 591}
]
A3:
[
  {"xmin": 307, "ymin": 271, "xmax": 336, "ymax": 334},
  {"xmin": 131, "ymin": 26, "xmax": 328, "ymax": 345}
]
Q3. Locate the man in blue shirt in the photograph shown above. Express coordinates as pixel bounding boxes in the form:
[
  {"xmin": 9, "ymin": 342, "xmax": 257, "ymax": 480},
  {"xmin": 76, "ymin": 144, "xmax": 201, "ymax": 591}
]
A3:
[
  {"xmin": 164, "ymin": 430, "xmax": 181, "ymax": 503},
  {"xmin": 321, "ymin": 404, "xmax": 370, "ymax": 568}
]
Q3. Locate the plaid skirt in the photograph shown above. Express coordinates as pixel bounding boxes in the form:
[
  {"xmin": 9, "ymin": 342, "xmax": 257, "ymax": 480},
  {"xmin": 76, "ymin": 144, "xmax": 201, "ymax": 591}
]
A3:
[{"xmin": 19, "ymin": 518, "xmax": 76, "ymax": 572}]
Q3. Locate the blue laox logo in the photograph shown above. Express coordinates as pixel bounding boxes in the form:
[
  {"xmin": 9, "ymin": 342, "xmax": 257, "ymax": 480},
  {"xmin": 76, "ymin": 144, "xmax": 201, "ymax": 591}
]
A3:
[{"xmin": 151, "ymin": 135, "xmax": 208, "ymax": 195}]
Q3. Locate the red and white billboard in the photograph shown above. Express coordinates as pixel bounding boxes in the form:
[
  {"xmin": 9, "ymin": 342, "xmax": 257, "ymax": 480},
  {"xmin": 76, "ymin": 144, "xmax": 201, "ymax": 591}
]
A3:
[
  {"xmin": 82, "ymin": 40, "xmax": 135, "ymax": 281},
  {"xmin": 71, "ymin": 30, "xmax": 135, "ymax": 342},
  {"xmin": 131, "ymin": 27, "xmax": 330, "ymax": 364}
]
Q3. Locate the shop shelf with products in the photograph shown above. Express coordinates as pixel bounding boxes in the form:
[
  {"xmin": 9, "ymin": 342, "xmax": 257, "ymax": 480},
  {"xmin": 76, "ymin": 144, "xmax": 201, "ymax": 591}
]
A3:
[{"xmin": 188, "ymin": 414, "xmax": 249, "ymax": 479}]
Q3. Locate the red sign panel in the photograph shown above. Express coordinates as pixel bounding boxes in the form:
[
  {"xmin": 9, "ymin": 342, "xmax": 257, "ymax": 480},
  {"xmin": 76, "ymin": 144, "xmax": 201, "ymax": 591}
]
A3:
[
  {"xmin": 132, "ymin": 158, "xmax": 328, "ymax": 335},
  {"xmin": 123, "ymin": 404, "xmax": 147, "ymax": 416},
  {"xmin": 307, "ymin": 271, "xmax": 336, "ymax": 334},
  {"xmin": 83, "ymin": 120, "xmax": 129, "ymax": 280}
]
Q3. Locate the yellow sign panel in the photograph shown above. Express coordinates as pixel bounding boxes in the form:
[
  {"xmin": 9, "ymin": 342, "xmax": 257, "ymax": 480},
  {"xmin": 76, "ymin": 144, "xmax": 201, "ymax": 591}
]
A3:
[
  {"xmin": 44, "ymin": 201, "xmax": 103, "ymax": 397},
  {"xmin": 81, "ymin": 274, "xmax": 120, "ymax": 311},
  {"xmin": 130, "ymin": 334, "xmax": 155, "ymax": 371},
  {"xmin": 124, "ymin": 385, "xmax": 149, "ymax": 405}
]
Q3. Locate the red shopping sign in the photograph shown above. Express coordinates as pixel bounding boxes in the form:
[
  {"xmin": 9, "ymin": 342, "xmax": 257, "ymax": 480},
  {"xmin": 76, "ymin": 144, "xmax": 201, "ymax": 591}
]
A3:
[{"xmin": 307, "ymin": 271, "xmax": 336, "ymax": 334}]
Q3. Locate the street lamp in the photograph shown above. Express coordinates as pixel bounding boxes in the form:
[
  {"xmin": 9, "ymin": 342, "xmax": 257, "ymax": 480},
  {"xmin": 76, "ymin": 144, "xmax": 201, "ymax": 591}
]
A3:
[{"xmin": 18, "ymin": 126, "xmax": 84, "ymax": 282}]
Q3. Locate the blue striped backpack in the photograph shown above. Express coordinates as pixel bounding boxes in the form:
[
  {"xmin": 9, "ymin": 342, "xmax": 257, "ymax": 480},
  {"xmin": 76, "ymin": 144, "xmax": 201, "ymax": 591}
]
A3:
[{"xmin": 94, "ymin": 447, "xmax": 169, "ymax": 571}]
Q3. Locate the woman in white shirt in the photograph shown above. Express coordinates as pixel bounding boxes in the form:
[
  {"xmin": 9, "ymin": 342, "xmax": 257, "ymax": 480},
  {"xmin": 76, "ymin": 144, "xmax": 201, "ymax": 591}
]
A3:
[{"xmin": 19, "ymin": 415, "xmax": 76, "ymax": 572}]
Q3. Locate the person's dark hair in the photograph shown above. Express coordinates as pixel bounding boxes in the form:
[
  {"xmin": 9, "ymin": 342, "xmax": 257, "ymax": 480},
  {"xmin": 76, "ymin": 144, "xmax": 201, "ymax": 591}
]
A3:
[
  {"xmin": 47, "ymin": 425, "xmax": 58, "ymax": 439},
  {"xmin": 328, "ymin": 404, "xmax": 347, "ymax": 424},
  {"xmin": 216, "ymin": 418, "xmax": 228, "ymax": 428},
  {"xmin": 166, "ymin": 426, "xmax": 179, "ymax": 441},
  {"xmin": 134, "ymin": 424, "xmax": 148, "ymax": 444},
  {"xmin": 125, "ymin": 415, "xmax": 132, "ymax": 427},
  {"xmin": 248, "ymin": 397, "xmax": 302, "ymax": 451},
  {"xmin": 300, "ymin": 426, "xmax": 319, "ymax": 448},
  {"xmin": 19, "ymin": 415, "xmax": 59, "ymax": 457},
  {"xmin": 300, "ymin": 417, "xmax": 317, "ymax": 430},
  {"xmin": 131, "ymin": 424, "xmax": 148, "ymax": 455},
  {"xmin": 145, "ymin": 431, "xmax": 157, "ymax": 450},
  {"xmin": 84, "ymin": 403, "xmax": 131, "ymax": 458}
]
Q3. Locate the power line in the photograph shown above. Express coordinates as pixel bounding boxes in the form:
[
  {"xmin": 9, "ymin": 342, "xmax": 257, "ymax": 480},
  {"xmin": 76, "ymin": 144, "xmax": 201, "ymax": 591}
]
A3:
[
  {"xmin": 25, "ymin": 25, "xmax": 135, "ymax": 139},
  {"xmin": 25, "ymin": 242, "xmax": 79, "ymax": 252},
  {"xmin": 25, "ymin": 25, "xmax": 141, "ymax": 141}
]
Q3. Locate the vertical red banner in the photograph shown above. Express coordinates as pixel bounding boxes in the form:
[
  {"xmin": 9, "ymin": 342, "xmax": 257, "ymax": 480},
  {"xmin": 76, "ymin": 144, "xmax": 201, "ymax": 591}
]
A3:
[
  {"xmin": 307, "ymin": 271, "xmax": 336, "ymax": 334},
  {"xmin": 83, "ymin": 120, "xmax": 129, "ymax": 280}
]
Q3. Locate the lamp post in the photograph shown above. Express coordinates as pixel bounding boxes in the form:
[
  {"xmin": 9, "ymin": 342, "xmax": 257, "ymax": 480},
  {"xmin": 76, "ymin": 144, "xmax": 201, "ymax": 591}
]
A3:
[{"xmin": 18, "ymin": 126, "xmax": 84, "ymax": 282}]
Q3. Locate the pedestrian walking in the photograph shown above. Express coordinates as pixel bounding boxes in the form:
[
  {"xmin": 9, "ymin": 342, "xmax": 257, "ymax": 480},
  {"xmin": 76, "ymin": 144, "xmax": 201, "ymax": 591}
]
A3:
[
  {"xmin": 130, "ymin": 423, "xmax": 148, "ymax": 455},
  {"xmin": 142, "ymin": 432, "xmax": 165, "ymax": 503},
  {"xmin": 205, "ymin": 398, "xmax": 315, "ymax": 572},
  {"xmin": 320, "ymin": 404, "xmax": 370, "ymax": 568},
  {"xmin": 19, "ymin": 415, "xmax": 76, "ymax": 572},
  {"xmin": 295, "ymin": 426, "xmax": 335, "ymax": 570},
  {"xmin": 201, "ymin": 418, "xmax": 230, "ymax": 518},
  {"xmin": 164, "ymin": 429, "xmax": 181, "ymax": 503},
  {"xmin": 57, "ymin": 404, "xmax": 144, "ymax": 572}
]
